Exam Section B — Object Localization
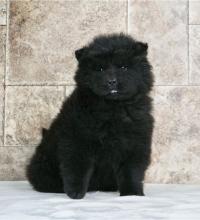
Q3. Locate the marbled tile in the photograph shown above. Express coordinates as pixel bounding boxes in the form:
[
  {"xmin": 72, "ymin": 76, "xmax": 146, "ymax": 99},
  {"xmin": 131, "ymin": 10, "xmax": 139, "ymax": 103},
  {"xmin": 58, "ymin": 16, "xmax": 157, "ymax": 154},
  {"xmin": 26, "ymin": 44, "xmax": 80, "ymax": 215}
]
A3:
[
  {"xmin": 189, "ymin": 0, "xmax": 200, "ymax": 24},
  {"xmin": 128, "ymin": 0, "xmax": 188, "ymax": 85},
  {"xmin": 145, "ymin": 86, "xmax": 200, "ymax": 184},
  {"xmin": 0, "ymin": 26, "xmax": 6, "ymax": 85},
  {"xmin": 0, "ymin": 0, "xmax": 6, "ymax": 25},
  {"xmin": 0, "ymin": 86, "xmax": 4, "ymax": 146},
  {"xmin": 0, "ymin": 146, "xmax": 35, "ymax": 180},
  {"xmin": 7, "ymin": 0, "xmax": 127, "ymax": 85},
  {"xmin": 189, "ymin": 26, "xmax": 200, "ymax": 84},
  {"xmin": 5, "ymin": 86, "xmax": 65, "ymax": 146},
  {"xmin": 0, "ymin": 27, "xmax": 5, "ymax": 146}
]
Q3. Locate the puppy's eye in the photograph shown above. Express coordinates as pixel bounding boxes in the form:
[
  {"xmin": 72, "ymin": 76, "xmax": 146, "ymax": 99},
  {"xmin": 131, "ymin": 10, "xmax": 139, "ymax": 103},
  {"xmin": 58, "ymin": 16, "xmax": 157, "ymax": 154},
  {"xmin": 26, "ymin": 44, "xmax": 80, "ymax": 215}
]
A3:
[
  {"xmin": 120, "ymin": 66, "xmax": 128, "ymax": 71},
  {"xmin": 96, "ymin": 66, "xmax": 104, "ymax": 71}
]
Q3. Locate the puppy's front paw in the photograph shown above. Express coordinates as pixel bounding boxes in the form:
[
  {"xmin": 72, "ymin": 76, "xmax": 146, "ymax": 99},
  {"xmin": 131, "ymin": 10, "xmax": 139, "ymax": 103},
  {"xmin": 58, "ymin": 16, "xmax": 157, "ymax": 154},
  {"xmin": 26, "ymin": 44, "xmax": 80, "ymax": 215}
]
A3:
[
  {"xmin": 119, "ymin": 182, "xmax": 144, "ymax": 196},
  {"xmin": 120, "ymin": 190, "xmax": 144, "ymax": 196},
  {"xmin": 64, "ymin": 185, "xmax": 86, "ymax": 199},
  {"xmin": 67, "ymin": 190, "xmax": 86, "ymax": 199}
]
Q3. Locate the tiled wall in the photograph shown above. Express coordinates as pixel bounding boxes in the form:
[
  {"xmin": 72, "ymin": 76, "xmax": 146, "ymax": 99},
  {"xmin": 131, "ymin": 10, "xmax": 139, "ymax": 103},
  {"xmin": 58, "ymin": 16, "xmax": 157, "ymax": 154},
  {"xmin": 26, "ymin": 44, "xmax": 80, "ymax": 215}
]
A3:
[{"xmin": 0, "ymin": 0, "xmax": 199, "ymax": 183}]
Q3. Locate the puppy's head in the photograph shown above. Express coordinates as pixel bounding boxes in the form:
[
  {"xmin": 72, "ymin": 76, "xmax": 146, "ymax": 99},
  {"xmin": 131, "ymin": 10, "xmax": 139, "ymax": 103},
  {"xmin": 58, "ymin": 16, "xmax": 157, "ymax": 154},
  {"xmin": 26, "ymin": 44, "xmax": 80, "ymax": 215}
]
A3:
[{"xmin": 74, "ymin": 33, "xmax": 153, "ymax": 100}]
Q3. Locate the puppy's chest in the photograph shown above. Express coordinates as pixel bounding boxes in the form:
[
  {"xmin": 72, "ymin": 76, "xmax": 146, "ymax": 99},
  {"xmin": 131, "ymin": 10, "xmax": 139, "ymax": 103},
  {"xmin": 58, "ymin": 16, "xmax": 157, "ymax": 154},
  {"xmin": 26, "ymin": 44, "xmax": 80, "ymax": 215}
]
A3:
[{"xmin": 95, "ymin": 108, "xmax": 134, "ymax": 141}]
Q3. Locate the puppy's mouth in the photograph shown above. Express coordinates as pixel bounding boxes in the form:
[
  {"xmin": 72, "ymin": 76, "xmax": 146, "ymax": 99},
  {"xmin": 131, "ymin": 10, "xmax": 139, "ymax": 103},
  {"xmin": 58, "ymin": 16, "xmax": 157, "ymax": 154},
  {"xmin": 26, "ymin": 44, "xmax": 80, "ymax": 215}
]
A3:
[
  {"xmin": 110, "ymin": 89, "xmax": 118, "ymax": 94},
  {"xmin": 105, "ymin": 89, "xmax": 122, "ymax": 99},
  {"xmin": 105, "ymin": 89, "xmax": 132, "ymax": 100}
]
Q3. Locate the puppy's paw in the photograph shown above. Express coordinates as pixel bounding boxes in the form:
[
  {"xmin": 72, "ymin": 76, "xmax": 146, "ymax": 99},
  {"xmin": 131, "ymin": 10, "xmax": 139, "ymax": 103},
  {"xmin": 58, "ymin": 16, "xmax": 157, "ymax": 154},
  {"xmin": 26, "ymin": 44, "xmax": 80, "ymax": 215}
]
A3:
[
  {"xmin": 120, "ymin": 190, "xmax": 144, "ymax": 196},
  {"xmin": 67, "ymin": 190, "xmax": 86, "ymax": 199},
  {"xmin": 64, "ymin": 185, "xmax": 86, "ymax": 199},
  {"xmin": 119, "ymin": 183, "xmax": 144, "ymax": 196}
]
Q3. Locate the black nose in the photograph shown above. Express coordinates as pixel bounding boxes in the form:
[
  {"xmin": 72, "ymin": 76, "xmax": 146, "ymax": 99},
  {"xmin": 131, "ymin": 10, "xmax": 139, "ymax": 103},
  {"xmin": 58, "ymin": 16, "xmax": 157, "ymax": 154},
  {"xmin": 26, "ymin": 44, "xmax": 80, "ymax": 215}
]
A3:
[{"xmin": 108, "ymin": 79, "xmax": 117, "ymax": 87}]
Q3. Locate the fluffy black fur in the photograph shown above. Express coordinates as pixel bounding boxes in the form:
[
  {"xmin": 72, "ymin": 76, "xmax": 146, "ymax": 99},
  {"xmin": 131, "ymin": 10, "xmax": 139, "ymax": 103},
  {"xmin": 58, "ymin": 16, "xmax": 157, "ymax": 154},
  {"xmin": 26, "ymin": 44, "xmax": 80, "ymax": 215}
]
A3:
[{"xmin": 26, "ymin": 33, "xmax": 154, "ymax": 199}]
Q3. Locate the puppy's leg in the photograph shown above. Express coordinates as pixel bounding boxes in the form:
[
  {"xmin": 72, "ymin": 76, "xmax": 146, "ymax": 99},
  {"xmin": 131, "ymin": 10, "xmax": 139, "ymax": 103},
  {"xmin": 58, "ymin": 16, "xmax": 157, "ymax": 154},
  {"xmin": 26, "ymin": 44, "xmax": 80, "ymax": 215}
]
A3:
[
  {"xmin": 117, "ymin": 158, "xmax": 146, "ymax": 196},
  {"xmin": 60, "ymin": 153, "xmax": 94, "ymax": 199}
]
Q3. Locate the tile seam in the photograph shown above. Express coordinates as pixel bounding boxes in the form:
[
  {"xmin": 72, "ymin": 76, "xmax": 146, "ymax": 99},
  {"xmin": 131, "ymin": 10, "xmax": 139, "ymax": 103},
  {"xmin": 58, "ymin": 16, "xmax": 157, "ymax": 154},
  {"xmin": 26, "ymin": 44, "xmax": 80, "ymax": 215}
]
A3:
[
  {"xmin": 188, "ymin": 0, "xmax": 190, "ymax": 84},
  {"xmin": 5, "ymin": 84, "xmax": 76, "ymax": 86},
  {"xmin": 4, "ymin": 84, "xmax": 200, "ymax": 87},
  {"xmin": 0, "ymin": 145, "xmax": 37, "ymax": 148},
  {"xmin": 154, "ymin": 85, "xmax": 200, "ymax": 87},
  {"xmin": 189, "ymin": 24, "xmax": 200, "ymax": 26},
  {"xmin": 2, "ymin": 0, "xmax": 9, "ymax": 146},
  {"xmin": 126, "ymin": 0, "xmax": 129, "ymax": 34}
]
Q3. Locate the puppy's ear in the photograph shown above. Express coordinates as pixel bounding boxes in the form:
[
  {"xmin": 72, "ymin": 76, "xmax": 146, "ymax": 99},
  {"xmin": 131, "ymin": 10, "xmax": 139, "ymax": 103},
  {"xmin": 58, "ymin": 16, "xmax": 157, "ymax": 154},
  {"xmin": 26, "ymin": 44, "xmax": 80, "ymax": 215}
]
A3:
[
  {"xmin": 134, "ymin": 42, "xmax": 148, "ymax": 56},
  {"xmin": 75, "ymin": 47, "xmax": 87, "ymax": 61}
]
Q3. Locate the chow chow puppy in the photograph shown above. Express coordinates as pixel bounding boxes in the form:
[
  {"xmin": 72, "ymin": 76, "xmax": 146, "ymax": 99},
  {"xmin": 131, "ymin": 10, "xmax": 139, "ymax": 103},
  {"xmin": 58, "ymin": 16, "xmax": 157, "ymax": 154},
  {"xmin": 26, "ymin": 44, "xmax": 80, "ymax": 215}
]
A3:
[{"xmin": 26, "ymin": 33, "xmax": 154, "ymax": 199}]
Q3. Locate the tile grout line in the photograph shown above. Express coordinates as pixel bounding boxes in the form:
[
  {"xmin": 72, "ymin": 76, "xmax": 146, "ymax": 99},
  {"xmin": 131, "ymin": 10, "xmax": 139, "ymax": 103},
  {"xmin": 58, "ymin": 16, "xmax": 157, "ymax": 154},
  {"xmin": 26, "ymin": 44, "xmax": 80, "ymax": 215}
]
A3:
[
  {"xmin": 126, "ymin": 0, "xmax": 129, "ymax": 34},
  {"xmin": 1, "ymin": 30, "xmax": 5, "ymax": 147},
  {"xmin": 154, "ymin": 85, "xmax": 200, "ymax": 87},
  {"xmin": 187, "ymin": 0, "xmax": 190, "ymax": 85},
  {"xmin": 3, "ymin": 0, "xmax": 9, "ymax": 146},
  {"xmin": 0, "ymin": 145, "xmax": 37, "ymax": 148},
  {"xmin": 4, "ymin": 84, "xmax": 200, "ymax": 87},
  {"xmin": 2, "ymin": 0, "xmax": 7, "ymax": 146},
  {"xmin": 5, "ymin": 84, "xmax": 76, "ymax": 86},
  {"xmin": 6, "ymin": 83, "xmax": 194, "ymax": 87}
]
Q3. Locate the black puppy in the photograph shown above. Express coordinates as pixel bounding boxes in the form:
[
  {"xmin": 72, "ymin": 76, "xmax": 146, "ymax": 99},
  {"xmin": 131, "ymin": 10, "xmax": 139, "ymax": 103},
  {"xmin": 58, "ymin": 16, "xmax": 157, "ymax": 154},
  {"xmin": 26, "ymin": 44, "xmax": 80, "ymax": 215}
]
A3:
[{"xmin": 26, "ymin": 33, "xmax": 154, "ymax": 199}]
